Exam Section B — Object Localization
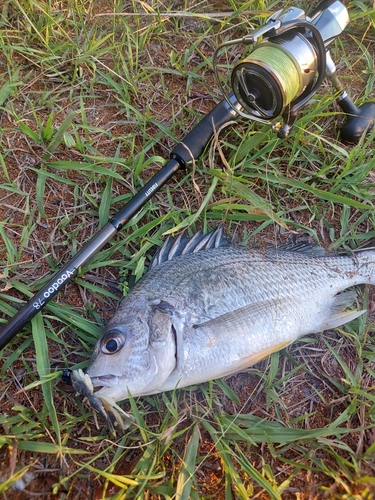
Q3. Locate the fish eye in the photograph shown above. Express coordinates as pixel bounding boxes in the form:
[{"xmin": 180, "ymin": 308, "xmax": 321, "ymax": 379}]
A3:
[{"xmin": 100, "ymin": 331, "xmax": 125, "ymax": 355}]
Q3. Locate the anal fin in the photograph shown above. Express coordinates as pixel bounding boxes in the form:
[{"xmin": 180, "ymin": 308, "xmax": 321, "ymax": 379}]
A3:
[{"xmin": 227, "ymin": 340, "xmax": 292, "ymax": 374}]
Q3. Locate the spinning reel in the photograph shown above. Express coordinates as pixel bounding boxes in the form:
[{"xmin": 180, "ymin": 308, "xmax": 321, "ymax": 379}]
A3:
[{"xmin": 213, "ymin": 0, "xmax": 375, "ymax": 140}]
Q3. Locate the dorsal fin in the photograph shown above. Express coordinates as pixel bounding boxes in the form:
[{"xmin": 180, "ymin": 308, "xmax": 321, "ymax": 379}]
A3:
[
  {"xmin": 273, "ymin": 242, "xmax": 328, "ymax": 257},
  {"xmin": 149, "ymin": 227, "xmax": 231, "ymax": 270}
]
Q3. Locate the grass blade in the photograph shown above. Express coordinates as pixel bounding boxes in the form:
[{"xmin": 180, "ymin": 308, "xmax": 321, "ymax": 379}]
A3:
[
  {"xmin": 176, "ymin": 425, "xmax": 200, "ymax": 500},
  {"xmin": 31, "ymin": 314, "xmax": 61, "ymax": 448}
]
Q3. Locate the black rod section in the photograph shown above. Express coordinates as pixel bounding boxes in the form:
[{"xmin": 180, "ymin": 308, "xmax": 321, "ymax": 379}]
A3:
[
  {"xmin": 0, "ymin": 158, "xmax": 180, "ymax": 350},
  {"xmin": 0, "ymin": 97, "xmax": 239, "ymax": 350}
]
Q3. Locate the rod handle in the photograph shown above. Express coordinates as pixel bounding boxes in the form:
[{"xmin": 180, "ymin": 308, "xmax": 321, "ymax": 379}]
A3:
[{"xmin": 170, "ymin": 95, "xmax": 240, "ymax": 167}]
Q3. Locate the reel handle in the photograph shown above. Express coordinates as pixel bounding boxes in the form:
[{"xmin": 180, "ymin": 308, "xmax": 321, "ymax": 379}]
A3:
[{"xmin": 337, "ymin": 93, "xmax": 375, "ymax": 143}]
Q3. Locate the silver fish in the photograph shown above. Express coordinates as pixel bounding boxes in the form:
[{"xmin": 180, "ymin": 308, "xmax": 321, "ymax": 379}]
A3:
[{"xmin": 82, "ymin": 228, "xmax": 375, "ymax": 408}]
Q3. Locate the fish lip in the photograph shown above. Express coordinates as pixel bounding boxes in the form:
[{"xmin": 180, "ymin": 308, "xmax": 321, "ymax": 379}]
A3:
[{"xmin": 90, "ymin": 374, "xmax": 118, "ymax": 391}]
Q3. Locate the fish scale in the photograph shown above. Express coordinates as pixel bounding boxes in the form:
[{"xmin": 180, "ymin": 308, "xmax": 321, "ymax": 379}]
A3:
[{"xmin": 83, "ymin": 230, "xmax": 375, "ymax": 404}]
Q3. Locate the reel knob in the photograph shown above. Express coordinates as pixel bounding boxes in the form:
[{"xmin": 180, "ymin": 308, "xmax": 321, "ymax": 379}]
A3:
[{"xmin": 338, "ymin": 93, "xmax": 375, "ymax": 143}]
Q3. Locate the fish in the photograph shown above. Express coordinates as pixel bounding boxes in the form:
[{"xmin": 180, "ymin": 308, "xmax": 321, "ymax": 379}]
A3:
[{"xmin": 72, "ymin": 227, "xmax": 375, "ymax": 426}]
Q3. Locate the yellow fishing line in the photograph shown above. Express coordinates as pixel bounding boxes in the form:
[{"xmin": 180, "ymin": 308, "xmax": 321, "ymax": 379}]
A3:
[{"xmin": 249, "ymin": 45, "xmax": 301, "ymax": 106}]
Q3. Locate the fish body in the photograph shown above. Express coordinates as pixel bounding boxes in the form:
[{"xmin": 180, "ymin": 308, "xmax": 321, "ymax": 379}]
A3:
[{"xmin": 86, "ymin": 229, "xmax": 375, "ymax": 403}]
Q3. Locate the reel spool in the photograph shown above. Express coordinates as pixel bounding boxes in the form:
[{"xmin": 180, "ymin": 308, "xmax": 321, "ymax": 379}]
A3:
[
  {"xmin": 231, "ymin": 33, "xmax": 318, "ymax": 121},
  {"xmin": 213, "ymin": 2, "xmax": 350, "ymax": 138}
]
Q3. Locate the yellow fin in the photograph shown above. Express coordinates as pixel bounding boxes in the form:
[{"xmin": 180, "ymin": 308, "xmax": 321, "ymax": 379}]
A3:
[{"xmin": 229, "ymin": 340, "xmax": 292, "ymax": 374}]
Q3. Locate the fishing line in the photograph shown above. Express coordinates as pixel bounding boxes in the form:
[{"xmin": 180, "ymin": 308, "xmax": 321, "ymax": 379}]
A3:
[{"xmin": 233, "ymin": 45, "xmax": 301, "ymax": 115}]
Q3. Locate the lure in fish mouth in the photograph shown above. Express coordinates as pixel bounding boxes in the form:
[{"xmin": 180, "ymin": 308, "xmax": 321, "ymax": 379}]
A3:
[
  {"xmin": 70, "ymin": 228, "xmax": 375, "ymax": 430},
  {"xmin": 70, "ymin": 369, "xmax": 136, "ymax": 432}
]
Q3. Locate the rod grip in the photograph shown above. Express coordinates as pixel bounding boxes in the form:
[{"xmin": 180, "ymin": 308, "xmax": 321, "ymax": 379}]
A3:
[{"xmin": 170, "ymin": 95, "xmax": 239, "ymax": 167}]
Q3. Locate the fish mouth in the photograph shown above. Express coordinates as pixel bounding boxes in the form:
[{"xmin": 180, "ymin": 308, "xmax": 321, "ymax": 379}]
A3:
[{"xmin": 90, "ymin": 374, "xmax": 119, "ymax": 392}]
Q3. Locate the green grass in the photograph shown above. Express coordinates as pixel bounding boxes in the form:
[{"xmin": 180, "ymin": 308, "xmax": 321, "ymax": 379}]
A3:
[{"xmin": 0, "ymin": 0, "xmax": 375, "ymax": 498}]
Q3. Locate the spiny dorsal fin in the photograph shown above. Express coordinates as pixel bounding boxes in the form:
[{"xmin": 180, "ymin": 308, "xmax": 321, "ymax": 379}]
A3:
[{"xmin": 149, "ymin": 227, "xmax": 230, "ymax": 270}]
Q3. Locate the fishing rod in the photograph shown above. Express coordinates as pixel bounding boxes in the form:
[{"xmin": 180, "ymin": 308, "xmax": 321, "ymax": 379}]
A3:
[{"xmin": 1, "ymin": 0, "xmax": 374, "ymax": 351}]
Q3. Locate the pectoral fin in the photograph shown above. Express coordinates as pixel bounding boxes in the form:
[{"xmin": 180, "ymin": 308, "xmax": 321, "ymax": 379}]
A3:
[
  {"xmin": 192, "ymin": 300, "xmax": 294, "ymax": 379},
  {"xmin": 194, "ymin": 298, "xmax": 287, "ymax": 342}
]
